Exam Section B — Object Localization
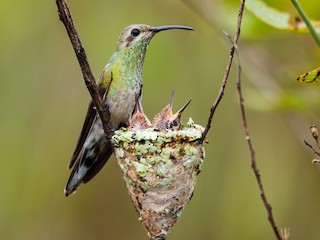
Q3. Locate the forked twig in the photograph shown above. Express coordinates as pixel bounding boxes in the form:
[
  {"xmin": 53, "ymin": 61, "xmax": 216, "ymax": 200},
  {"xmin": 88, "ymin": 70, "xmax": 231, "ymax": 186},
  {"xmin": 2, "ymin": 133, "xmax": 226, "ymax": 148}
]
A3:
[
  {"xmin": 304, "ymin": 140, "xmax": 320, "ymax": 157},
  {"xmin": 303, "ymin": 124, "xmax": 320, "ymax": 163},
  {"xmin": 201, "ymin": 0, "xmax": 245, "ymax": 141}
]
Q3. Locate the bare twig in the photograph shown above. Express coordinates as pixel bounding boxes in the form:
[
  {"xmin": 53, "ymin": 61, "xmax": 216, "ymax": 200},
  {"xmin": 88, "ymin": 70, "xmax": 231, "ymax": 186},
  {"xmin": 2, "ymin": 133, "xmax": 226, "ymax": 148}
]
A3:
[
  {"xmin": 201, "ymin": 0, "xmax": 245, "ymax": 142},
  {"xmin": 230, "ymin": 34, "xmax": 283, "ymax": 240},
  {"xmin": 183, "ymin": 1, "xmax": 284, "ymax": 239},
  {"xmin": 304, "ymin": 140, "xmax": 320, "ymax": 157},
  {"xmin": 181, "ymin": 1, "xmax": 286, "ymax": 239},
  {"xmin": 303, "ymin": 125, "xmax": 320, "ymax": 163},
  {"xmin": 55, "ymin": 0, "xmax": 113, "ymax": 138}
]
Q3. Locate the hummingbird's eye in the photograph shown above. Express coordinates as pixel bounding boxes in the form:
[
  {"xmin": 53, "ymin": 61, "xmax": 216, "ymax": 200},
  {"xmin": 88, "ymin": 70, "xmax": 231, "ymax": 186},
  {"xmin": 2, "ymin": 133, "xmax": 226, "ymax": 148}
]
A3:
[
  {"xmin": 171, "ymin": 120, "xmax": 179, "ymax": 127},
  {"xmin": 131, "ymin": 28, "xmax": 140, "ymax": 37}
]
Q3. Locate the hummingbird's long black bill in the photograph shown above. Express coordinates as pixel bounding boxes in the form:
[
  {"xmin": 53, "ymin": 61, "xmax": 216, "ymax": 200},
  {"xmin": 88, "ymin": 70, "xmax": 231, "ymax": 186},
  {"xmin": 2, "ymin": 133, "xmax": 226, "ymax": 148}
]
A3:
[
  {"xmin": 177, "ymin": 98, "xmax": 192, "ymax": 117},
  {"xmin": 149, "ymin": 25, "xmax": 195, "ymax": 33},
  {"xmin": 169, "ymin": 90, "xmax": 175, "ymax": 108}
]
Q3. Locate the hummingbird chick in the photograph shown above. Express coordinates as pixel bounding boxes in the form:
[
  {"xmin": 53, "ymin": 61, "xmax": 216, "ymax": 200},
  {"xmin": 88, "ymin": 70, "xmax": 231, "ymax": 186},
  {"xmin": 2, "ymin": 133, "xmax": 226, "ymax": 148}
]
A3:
[
  {"xmin": 152, "ymin": 91, "xmax": 192, "ymax": 131},
  {"xmin": 65, "ymin": 24, "xmax": 194, "ymax": 196},
  {"xmin": 127, "ymin": 93, "xmax": 151, "ymax": 131}
]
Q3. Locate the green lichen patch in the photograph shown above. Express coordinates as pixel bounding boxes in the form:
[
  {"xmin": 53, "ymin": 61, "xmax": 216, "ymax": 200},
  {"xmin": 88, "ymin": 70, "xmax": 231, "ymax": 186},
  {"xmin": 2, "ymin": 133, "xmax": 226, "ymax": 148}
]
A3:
[
  {"xmin": 183, "ymin": 156, "xmax": 197, "ymax": 170},
  {"xmin": 160, "ymin": 177, "xmax": 172, "ymax": 190},
  {"xmin": 116, "ymin": 148, "xmax": 124, "ymax": 158},
  {"xmin": 140, "ymin": 181, "xmax": 149, "ymax": 192},
  {"xmin": 184, "ymin": 144, "xmax": 197, "ymax": 156},
  {"xmin": 187, "ymin": 117, "xmax": 195, "ymax": 128},
  {"xmin": 132, "ymin": 161, "xmax": 152, "ymax": 178},
  {"xmin": 112, "ymin": 121, "xmax": 204, "ymax": 147}
]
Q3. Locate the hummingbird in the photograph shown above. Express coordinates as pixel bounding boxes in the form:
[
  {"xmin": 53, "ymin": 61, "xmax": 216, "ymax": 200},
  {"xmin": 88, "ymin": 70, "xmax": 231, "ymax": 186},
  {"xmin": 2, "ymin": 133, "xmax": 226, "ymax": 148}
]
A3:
[
  {"xmin": 127, "ymin": 92, "xmax": 151, "ymax": 131},
  {"xmin": 65, "ymin": 24, "xmax": 194, "ymax": 196},
  {"xmin": 152, "ymin": 91, "xmax": 192, "ymax": 131}
]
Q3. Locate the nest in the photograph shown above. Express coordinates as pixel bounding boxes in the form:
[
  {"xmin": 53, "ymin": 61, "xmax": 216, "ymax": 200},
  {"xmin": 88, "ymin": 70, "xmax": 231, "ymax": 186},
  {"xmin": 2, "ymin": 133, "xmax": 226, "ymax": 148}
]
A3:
[{"xmin": 112, "ymin": 96, "xmax": 205, "ymax": 240}]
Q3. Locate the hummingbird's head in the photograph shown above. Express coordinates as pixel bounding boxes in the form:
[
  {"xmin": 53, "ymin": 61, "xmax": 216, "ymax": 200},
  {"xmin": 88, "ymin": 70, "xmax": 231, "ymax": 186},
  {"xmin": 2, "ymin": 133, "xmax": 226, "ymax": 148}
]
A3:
[
  {"xmin": 152, "ymin": 91, "xmax": 192, "ymax": 130},
  {"xmin": 165, "ymin": 98, "xmax": 192, "ymax": 130},
  {"xmin": 116, "ymin": 24, "xmax": 194, "ymax": 51}
]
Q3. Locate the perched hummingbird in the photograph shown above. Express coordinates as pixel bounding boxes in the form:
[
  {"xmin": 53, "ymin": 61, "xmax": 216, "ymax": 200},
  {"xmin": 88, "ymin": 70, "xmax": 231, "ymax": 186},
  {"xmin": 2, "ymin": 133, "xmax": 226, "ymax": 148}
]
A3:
[
  {"xmin": 152, "ymin": 91, "xmax": 192, "ymax": 130},
  {"xmin": 65, "ymin": 24, "xmax": 194, "ymax": 196}
]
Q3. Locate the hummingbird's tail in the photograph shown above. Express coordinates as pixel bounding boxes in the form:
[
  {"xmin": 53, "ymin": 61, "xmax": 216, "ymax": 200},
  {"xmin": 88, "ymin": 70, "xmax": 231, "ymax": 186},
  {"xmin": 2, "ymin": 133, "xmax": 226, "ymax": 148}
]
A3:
[{"xmin": 65, "ymin": 143, "xmax": 113, "ymax": 196}]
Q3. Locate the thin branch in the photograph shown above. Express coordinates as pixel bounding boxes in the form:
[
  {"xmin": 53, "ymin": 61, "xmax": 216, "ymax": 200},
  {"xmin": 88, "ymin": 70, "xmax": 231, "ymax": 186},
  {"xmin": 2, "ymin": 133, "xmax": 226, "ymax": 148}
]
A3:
[
  {"xmin": 201, "ymin": 0, "xmax": 245, "ymax": 142},
  {"xmin": 183, "ymin": 0, "xmax": 283, "ymax": 238},
  {"xmin": 291, "ymin": 0, "xmax": 320, "ymax": 47},
  {"xmin": 303, "ymin": 125, "xmax": 320, "ymax": 163},
  {"xmin": 304, "ymin": 140, "xmax": 320, "ymax": 157},
  {"xmin": 181, "ymin": 0, "xmax": 284, "ymax": 238},
  {"xmin": 229, "ymin": 34, "xmax": 283, "ymax": 240},
  {"xmin": 55, "ymin": 0, "xmax": 113, "ymax": 138}
]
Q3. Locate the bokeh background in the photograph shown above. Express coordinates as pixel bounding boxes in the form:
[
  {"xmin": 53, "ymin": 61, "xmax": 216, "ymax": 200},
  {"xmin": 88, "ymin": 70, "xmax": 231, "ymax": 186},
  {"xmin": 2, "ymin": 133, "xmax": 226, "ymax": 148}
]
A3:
[{"xmin": 1, "ymin": 0, "xmax": 320, "ymax": 239}]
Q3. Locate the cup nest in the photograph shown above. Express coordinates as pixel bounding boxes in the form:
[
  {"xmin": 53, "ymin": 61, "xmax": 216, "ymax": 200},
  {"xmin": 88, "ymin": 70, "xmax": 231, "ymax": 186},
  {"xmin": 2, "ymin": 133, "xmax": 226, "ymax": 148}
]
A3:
[{"xmin": 112, "ymin": 96, "xmax": 205, "ymax": 240}]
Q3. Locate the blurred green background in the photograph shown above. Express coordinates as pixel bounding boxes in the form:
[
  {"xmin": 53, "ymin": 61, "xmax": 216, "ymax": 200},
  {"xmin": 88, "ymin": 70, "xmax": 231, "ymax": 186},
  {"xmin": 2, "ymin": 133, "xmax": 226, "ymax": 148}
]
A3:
[{"xmin": 1, "ymin": 0, "xmax": 320, "ymax": 239}]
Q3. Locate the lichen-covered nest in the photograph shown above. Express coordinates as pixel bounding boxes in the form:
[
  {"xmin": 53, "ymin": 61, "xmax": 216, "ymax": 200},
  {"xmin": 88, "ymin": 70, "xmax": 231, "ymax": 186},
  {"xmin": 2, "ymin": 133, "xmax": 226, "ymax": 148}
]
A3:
[{"xmin": 112, "ymin": 118, "xmax": 205, "ymax": 240}]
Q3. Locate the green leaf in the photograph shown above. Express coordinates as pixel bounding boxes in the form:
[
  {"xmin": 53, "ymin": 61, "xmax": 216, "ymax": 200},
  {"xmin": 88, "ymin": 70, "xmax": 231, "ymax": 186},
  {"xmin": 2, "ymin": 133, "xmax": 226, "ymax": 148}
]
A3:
[
  {"xmin": 297, "ymin": 67, "xmax": 320, "ymax": 84},
  {"xmin": 246, "ymin": 0, "xmax": 320, "ymax": 33}
]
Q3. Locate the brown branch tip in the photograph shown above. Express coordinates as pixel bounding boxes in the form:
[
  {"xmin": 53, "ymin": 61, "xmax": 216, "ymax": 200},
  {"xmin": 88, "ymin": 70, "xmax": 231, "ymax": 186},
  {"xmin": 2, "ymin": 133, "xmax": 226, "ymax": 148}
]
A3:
[{"xmin": 55, "ymin": 0, "xmax": 113, "ymax": 138}]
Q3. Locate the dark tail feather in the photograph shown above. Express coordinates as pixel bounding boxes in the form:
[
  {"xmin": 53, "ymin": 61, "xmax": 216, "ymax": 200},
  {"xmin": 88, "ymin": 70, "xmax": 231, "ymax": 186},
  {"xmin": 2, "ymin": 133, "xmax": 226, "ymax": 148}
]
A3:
[
  {"xmin": 83, "ymin": 143, "xmax": 113, "ymax": 183},
  {"xmin": 65, "ymin": 158, "xmax": 86, "ymax": 197},
  {"xmin": 65, "ymin": 142, "xmax": 113, "ymax": 197}
]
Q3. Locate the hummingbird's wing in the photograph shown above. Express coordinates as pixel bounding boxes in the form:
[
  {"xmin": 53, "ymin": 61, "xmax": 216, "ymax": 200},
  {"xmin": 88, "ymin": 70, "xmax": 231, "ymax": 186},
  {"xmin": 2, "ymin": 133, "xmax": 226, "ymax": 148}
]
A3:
[
  {"xmin": 69, "ymin": 100, "xmax": 96, "ymax": 169},
  {"xmin": 66, "ymin": 68, "xmax": 114, "ymax": 196},
  {"xmin": 65, "ymin": 117, "xmax": 109, "ymax": 196},
  {"xmin": 82, "ymin": 142, "xmax": 113, "ymax": 183},
  {"xmin": 65, "ymin": 142, "xmax": 113, "ymax": 197},
  {"xmin": 69, "ymin": 69, "xmax": 113, "ymax": 169}
]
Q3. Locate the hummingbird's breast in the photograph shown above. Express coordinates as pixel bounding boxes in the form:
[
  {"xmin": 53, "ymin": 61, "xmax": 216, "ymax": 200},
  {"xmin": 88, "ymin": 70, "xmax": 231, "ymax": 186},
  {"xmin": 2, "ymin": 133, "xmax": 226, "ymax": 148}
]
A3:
[
  {"xmin": 104, "ymin": 44, "xmax": 146, "ymax": 128},
  {"xmin": 107, "ymin": 87, "xmax": 139, "ymax": 127}
]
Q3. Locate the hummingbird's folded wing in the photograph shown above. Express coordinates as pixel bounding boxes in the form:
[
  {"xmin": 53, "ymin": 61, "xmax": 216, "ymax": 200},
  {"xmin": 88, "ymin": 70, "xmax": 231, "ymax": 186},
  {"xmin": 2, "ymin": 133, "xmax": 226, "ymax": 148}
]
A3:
[
  {"xmin": 82, "ymin": 142, "xmax": 113, "ymax": 183},
  {"xmin": 69, "ymin": 100, "xmax": 96, "ymax": 169},
  {"xmin": 69, "ymin": 69, "xmax": 113, "ymax": 169},
  {"xmin": 65, "ymin": 137, "xmax": 113, "ymax": 196}
]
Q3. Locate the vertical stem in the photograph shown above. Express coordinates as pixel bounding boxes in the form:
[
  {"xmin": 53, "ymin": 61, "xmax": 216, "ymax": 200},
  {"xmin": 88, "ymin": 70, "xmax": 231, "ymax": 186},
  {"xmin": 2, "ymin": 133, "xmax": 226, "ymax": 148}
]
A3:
[
  {"xmin": 291, "ymin": 0, "xmax": 320, "ymax": 47},
  {"xmin": 201, "ymin": 0, "xmax": 245, "ymax": 141},
  {"xmin": 231, "ymin": 37, "xmax": 283, "ymax": 240}
]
